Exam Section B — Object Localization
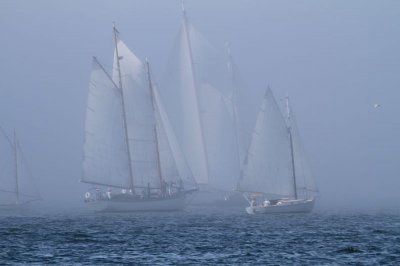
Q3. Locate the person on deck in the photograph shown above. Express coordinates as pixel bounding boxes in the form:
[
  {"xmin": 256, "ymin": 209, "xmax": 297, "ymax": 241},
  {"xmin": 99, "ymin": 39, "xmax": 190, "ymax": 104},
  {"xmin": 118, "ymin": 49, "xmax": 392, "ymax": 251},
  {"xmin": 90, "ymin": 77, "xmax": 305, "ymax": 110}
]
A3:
[
  {"xmin": 178, "ymin": 179, "xmax": 183, "ymax": 193},
  {"xmin": 161, "ymin": 180, "xmax": 167, "ymax": 197},
  {"xmin": 146, "ymin": 182, "xmax": 151, "ymax": 199}
]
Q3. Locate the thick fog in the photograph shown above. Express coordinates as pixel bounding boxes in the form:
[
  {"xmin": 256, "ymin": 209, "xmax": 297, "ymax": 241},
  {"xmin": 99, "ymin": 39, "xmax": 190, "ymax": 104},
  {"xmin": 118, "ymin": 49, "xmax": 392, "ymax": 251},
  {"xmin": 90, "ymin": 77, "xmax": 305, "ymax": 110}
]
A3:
[{"xmin": 0, "ymin": 0, "xmax": 399, "ymax": 211}]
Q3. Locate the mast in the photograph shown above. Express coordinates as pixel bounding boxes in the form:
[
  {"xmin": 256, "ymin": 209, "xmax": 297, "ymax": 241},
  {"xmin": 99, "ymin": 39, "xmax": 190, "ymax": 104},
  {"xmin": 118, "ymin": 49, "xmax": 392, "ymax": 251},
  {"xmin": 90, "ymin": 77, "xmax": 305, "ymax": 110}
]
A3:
[
  {"xmin": 13, "ymin": 130, "xmax": 20, "ymax": 204},
  {"xmin": 226, "ymin": 42, "xmax": 243, "ymax": 168},
  {"xmin": 113, "ymin": 24, "xmax": 135, "ymax": 191},
  {"xmin": 181, "ymin": 2, "xmax": 210, "ymax": 184},
  {"xmin": 145, "ymin": 58, "xmax": 164, "ymax": 187},
  {"xmin": 286, "ymin": 95, "xmax": 298, "ymax": 199}
]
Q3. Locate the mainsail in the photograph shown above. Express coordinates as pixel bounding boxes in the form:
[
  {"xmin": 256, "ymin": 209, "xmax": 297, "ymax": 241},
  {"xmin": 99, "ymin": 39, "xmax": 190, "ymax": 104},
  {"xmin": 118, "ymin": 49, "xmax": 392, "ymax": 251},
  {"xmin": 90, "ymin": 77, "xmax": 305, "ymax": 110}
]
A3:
[
  {"xmin": 161, "ymin": 10, "xmax": 240, "ymax": 191},
  {"xmin": 82, "ymin": 58, "xmax": 131, "ymax": 189},
  {"xmin": 112, "ymin": 36, "xmax": 161, "ymax": 190},
  {"xmin": 238, "ymin": 88, "xmax": 295, "ymax": 199}
]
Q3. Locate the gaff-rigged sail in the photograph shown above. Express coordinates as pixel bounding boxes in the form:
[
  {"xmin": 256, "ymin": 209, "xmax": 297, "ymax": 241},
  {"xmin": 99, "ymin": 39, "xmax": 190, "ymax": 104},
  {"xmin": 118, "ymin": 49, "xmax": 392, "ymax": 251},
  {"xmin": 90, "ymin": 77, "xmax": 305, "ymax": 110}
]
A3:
[
  {"xmin": 84, "ymin": 27, "xmax": 196, "ymax": 193},
  {"xmin": 238, "ymin": 88, "xmax": 295, "ymax": 200},
  {"xmin": 112, "ymin": 38, "xmax": 161, "ymax": 190},
  {"xmin": 82, "ymin": 58, "xmax": 132, "ymax": 189}
]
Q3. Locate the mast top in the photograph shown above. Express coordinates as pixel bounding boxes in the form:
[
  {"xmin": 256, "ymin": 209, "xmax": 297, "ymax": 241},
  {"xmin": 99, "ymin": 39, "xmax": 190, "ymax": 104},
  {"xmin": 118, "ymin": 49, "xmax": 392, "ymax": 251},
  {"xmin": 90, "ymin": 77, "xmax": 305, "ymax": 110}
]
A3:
[
  {"xmin": 113, "ymin": 22, "xmax": 120, "ymax": 42},
  {"xmin": 285, "ymin": 93, "xmax": 291, "ymax": 123},
  {"xmin": 264, "ymin": 85, "xmax": 272, "ymax": 99},
  {"xmin": 181, "ymin": 0, "xmax": 188, "ymax": 22},
  {"xmin": 225, "ymin": 41, "xmax": 232, "ymax": 57},
  {"xmin": 181, "ymin": 0, "xmax": 185, "ymax": 13}
]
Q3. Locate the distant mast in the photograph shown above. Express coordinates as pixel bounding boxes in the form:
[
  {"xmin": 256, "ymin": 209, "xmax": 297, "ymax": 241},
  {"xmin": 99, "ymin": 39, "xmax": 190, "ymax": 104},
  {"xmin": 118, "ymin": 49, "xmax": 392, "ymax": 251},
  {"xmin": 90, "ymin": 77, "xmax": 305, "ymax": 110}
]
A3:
[
  {"xmin": 226, "ymin": 42, "xmax": 243, "ymax": 167},
  {"xmin": 286, "ymin": 95, "xmax": 298, "ymax": 199},
  {"xmin": 13, "ymin": 130, "xmax": 20, "ymax": 204},
  {"xmin": 113, "ymin": 24, "xmax": 135, "ymax": 191},
  {"xmin": 181, "ymin": 1, "xmax": 210, "ymax": 184},
  {"xmin": 145, "ymin": 59, "xmax": 164, "ymax": 186}
]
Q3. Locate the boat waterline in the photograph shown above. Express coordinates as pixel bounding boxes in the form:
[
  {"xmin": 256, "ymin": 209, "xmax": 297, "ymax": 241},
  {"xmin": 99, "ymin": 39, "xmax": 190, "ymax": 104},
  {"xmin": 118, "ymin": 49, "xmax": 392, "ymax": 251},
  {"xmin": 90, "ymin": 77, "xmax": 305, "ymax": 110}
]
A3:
[
  {"xmin": 85, "ymin": 194, "xmax": 186, "ymax": 212},
  {"xmin": 246, "ymin": 198, "xmax": 315, "ymax": 214}
]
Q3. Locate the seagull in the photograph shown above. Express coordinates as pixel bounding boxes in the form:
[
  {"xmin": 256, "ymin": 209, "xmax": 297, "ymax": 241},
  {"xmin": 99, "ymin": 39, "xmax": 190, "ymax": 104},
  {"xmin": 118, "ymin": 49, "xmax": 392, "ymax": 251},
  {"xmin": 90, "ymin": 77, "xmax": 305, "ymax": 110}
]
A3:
[{"xmin": 374, "ymin": 104, "xmax": 381, "ymax": 108}]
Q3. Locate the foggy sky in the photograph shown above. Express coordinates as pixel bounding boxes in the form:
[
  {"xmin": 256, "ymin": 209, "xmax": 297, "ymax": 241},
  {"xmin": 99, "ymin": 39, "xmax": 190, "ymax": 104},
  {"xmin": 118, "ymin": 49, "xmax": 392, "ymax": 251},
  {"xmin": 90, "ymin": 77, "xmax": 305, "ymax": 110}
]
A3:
[{"xmin": 0, "ymin": 0, "xmax": 399, "ymax": 210}]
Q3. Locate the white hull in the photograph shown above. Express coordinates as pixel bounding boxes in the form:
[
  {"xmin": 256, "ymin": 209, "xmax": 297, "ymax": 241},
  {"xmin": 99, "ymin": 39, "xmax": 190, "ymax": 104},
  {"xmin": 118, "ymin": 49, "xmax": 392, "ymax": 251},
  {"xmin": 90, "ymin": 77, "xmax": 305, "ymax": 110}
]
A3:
[
  {"xmin": 246, "ymin": 198, "xmax": 315, "ymax": 214},
  {"xmin": 86, "ymin": 195, "xmax": 186, "ymax": 212}
]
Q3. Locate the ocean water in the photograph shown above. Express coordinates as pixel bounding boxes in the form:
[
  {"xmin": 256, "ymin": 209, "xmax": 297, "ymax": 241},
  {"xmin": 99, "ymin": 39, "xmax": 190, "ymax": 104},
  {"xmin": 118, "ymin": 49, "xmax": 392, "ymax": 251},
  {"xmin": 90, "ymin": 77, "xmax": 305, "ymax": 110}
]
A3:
[{"xmin": 0, "ymin": 207, "xmax": 399, "ymax": 265}]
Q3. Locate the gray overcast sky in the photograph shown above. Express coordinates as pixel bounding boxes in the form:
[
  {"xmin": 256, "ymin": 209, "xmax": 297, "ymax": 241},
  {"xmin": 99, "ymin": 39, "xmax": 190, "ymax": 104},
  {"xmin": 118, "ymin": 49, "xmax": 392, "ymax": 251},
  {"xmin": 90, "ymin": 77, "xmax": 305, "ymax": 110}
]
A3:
[{"xmin": 0, "ymin": 0, "xmax": 399, "ymax": 210}]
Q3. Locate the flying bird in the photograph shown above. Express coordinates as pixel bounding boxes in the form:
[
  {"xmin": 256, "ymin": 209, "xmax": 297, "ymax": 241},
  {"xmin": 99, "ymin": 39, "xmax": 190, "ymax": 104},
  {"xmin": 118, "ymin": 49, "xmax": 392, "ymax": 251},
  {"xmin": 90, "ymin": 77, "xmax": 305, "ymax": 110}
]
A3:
[{"xmin": 374, "ymin": 104, "xmax": 381, "ymax": 108}]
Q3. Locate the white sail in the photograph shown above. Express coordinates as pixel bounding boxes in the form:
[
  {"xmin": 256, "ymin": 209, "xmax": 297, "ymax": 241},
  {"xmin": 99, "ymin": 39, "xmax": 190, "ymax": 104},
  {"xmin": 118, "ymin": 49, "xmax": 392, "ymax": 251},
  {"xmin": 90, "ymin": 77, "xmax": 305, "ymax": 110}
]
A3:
[
  {"xmin": 238, "ymin": 88, "xmax": 295, "ymax": 199},
  {"xmin": 0, "ymin": 129, "xmax": 40, "ymax": 204},
  {"xmin": 15, "ymin": 143, "xmax": 41, "ymax": 203},
  {"xmin": 226, "ymin": 48, "xmax": 249, "ymax": 167},
  {"xmin": 161, "ymin": 18, "xmax": 240, "ymax": 190},
  {"xmin": 288, "ymin": 110, "xmax": 318, "ymax": 198},
  {"xmin": 112, "ymin": 38, "xmax": 161, "ymax": 189},
  {"xmin": 82, "ymin": 58, "xmax": 131, "ymax": 189},
  {"xmin": 153, "ymin": 86, "xmax": 196, "ymax": 190},
  {"xmin": 0, "ymin": 129, "xmax": 17, "ymax": 203},
  {"xmin": 161, "ymin": 23, "xmax": 209, "ymax": 185},
  {"xmin": 187, "ymin": 23, "xmax": 232, "ymax": 98},
  {"xmin": 200, "ymin": 84, "xmax": 240, "ymax": 191}
]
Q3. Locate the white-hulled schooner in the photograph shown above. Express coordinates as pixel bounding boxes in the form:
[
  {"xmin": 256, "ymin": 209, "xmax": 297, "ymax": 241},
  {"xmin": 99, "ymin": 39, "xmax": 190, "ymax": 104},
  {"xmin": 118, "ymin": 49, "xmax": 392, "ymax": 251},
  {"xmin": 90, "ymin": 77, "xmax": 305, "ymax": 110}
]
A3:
[
  {"xmin": 82, "ymin": 26, "xmax": 197, "ymax": 212},
  {"xmin": 0, "ymin": 128, "xmax": 41, "ymax": 213},
  {"xmin": 161, "ymin": 5, "xmax": 243, "ymax": 205},
  {"xmin": 238, "ymin": 88, "xmax": 318, "ymax": 214}
]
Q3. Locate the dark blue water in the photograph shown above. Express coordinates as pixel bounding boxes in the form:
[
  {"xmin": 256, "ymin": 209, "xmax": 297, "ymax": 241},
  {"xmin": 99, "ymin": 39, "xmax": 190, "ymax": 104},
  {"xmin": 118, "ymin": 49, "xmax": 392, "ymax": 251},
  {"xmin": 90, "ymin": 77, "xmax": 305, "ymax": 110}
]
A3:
[{"xmin": 0, "ymin": 207, "xmax": 399, "ymax": 265}]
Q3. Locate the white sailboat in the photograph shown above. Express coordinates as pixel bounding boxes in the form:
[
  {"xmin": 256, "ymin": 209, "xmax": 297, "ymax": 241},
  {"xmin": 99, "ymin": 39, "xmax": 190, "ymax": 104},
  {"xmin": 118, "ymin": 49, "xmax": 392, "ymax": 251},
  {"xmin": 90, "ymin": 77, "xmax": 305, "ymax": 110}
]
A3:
[
  {"xmin": 237, "ymin": 88, "xmax": 317, "ymax": 214},
  {"xmin": 161, "ymin": 5, "xmax": 241, "ymax": 205},
  {"xmin": 82, "ymin": 26, "xmax": 197, "ymax": 212},
  {"xmin": 0, "ymin": 128, "xmax": 41, "ymax": 213}
]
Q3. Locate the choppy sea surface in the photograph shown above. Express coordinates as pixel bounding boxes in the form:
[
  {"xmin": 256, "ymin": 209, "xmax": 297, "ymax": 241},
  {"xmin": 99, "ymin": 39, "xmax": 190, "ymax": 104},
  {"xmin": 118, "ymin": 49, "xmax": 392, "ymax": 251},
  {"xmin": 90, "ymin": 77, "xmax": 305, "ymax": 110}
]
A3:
[{"xmin": 0, "ymin": 207, "xmax": 399, "ymax": 265}]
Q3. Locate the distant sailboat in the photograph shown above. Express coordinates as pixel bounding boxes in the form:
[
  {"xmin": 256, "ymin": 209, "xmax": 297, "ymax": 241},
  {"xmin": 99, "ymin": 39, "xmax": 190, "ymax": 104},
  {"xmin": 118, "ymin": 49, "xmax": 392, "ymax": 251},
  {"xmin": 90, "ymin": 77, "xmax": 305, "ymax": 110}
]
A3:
[
  {"xmin": 82, "ymin": 26, "xmax": 197, "ymax": 212},
  {"xmin": 161, "ymin": 5, "xmax": 241, "ymax": 205},
  {"xmin": 214, "ymin": 42, "xmax": 250, "ymax": 207},
  {"xmin": 0, "ymin": 128, "xmax": 41, "ymax": 213},
  {"xmin": 237, "ymin": 88, "xmax": 317, "ymax": 214}
]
